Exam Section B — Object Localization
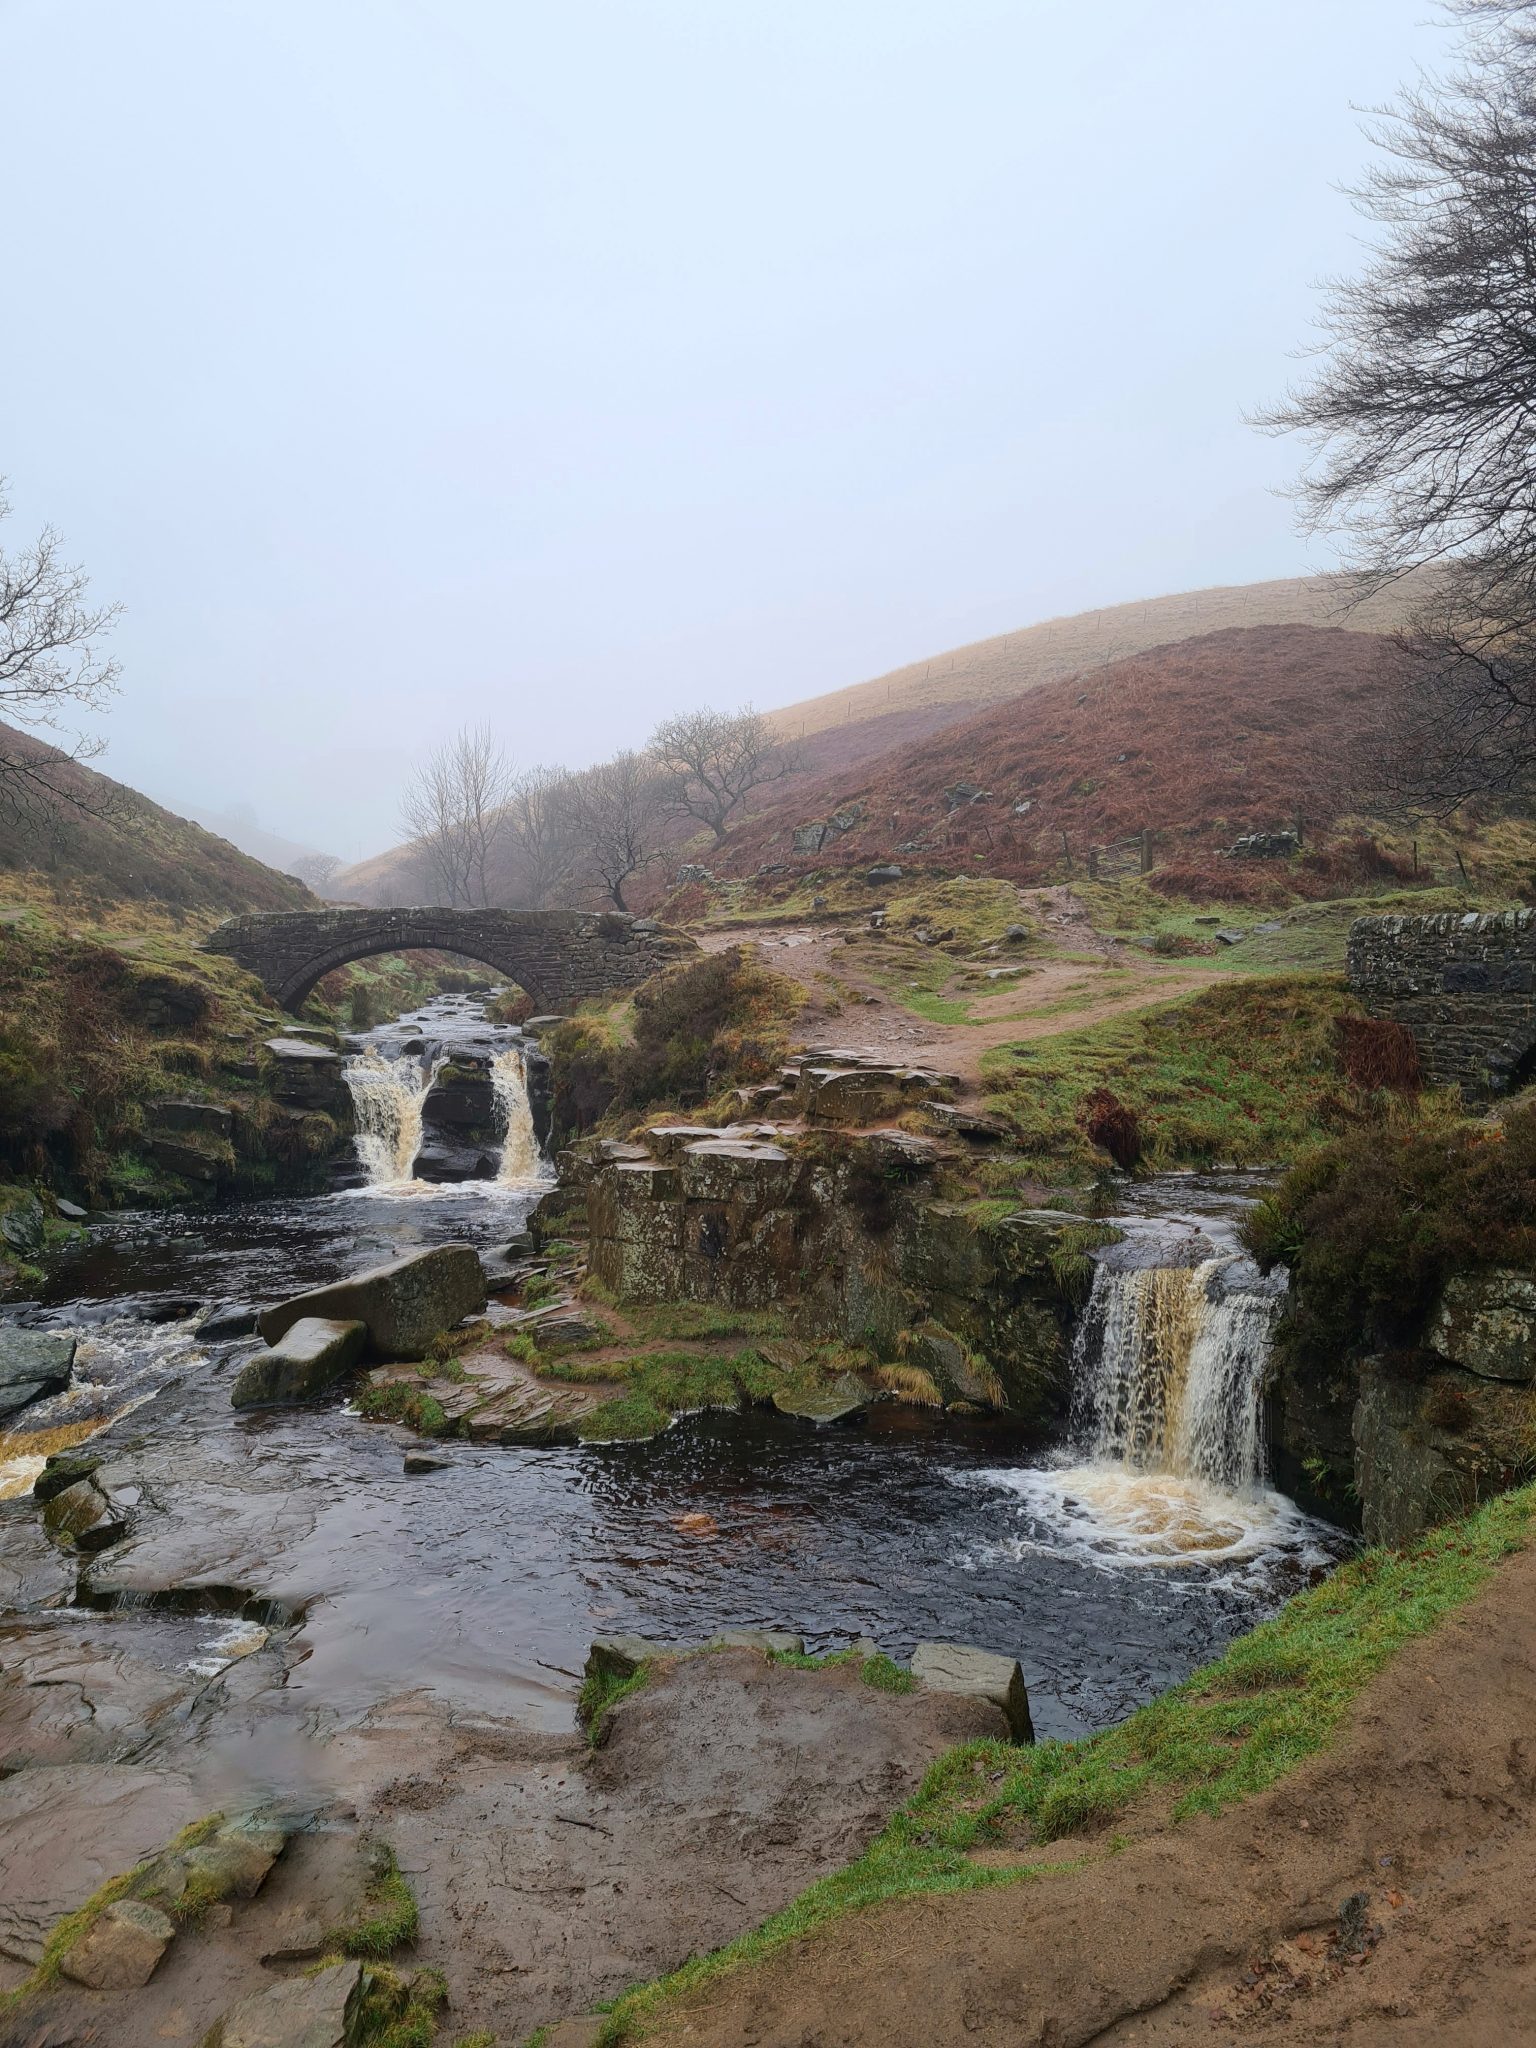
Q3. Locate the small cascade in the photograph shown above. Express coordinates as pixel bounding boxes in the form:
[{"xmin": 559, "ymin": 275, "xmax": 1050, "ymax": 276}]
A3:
[
  {"xmin": 1072, "ymin": 1257, "xmax": 1279, "ymax": 1491},
  {"xmin": 344, "ymin": 1048, "xmax": 442, "ymax": 1187},
  {"xmin": 492, "ymin": 1043, "xmax": 548, "ymax": 1186}
]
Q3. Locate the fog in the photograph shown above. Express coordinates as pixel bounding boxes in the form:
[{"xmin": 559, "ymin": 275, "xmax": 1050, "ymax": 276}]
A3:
[{"xmin": 2, "ymin": 0, "xmax": 1452, "ymax": 861}]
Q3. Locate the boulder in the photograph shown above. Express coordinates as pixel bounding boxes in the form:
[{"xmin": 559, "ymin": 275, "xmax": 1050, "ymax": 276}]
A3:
[
  {"xmin": 865, "ymin": 863, "xmax": 903, "ymax": 884},
  {"xmin": 703, "ymin": 1628, "xmax": 805, "ymax": 1655},
  {"xmin": 585, "ymin": 1635, "xmax": 666, "ymax": 1683},
  {"xmin": 403, "ymin": 1452, "xmax": 452, "ymax": 1474},
  {"xmin": 60, "ymin": 1899, "xmax": 174, "ymax": 1989},
  {"xmin": 1430, "ymin": 1270, "xmax": 1536, "ymax": 1382},
  {"xmin": 181, "ymin": 1821, "xmax": 286, "ymax": 1899},
  {"xmin": 257, "ymin": 1245, "xmax": 487, "ymax": 1362},
  {"xmin": 147, "ymin": 1135, "xmax": 227, "ymax": 1183},
  {"xmin": 1214, "ymin": 928, "xmax": 1247, "ymax": 947},
  {"xmin": 32, "ymin": 1450, "xmax": 100, "ymax": 1503},
  {"xmin": 910, "ymin": 1642, "xmax": 1034, "ymax": 1742},
  {"xmin": 41, "ymin": 1477, "xmax": 129, "ymax": 1552},
  {"xmin": 263, "ymin": 1037, "xmax": 346, "ymax": 1112},
  {"xmin": 793, "ymin": 822, "xmax": 830, "ymax": 854},
  {"xmin": 0, "ymin": 1193, "xmax": 45, "ymax": 1256},
  {"xmin": 0, "ymin": 1330, "xmax": 75, "ymax": 1418},
  {"xmin": 196, "ymin": 1301, "xmax": 259, "ymax": 1341},
  {"xmin": 212, "ymin": 1958, "xmax": 366, "ymax": 2048},
  {"xmin": 232, "ymin": 1316, "xmax": 367, "ymax": 1407},
  {"xmin": 55, "ymin": 1198, "xmax": 88, "ymax": 1222}
]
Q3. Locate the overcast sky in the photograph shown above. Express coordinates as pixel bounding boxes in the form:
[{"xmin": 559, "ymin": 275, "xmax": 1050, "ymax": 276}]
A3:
[{"xmin": 4, "ymin": 1, "xmax": 1454, "ymax": 860}]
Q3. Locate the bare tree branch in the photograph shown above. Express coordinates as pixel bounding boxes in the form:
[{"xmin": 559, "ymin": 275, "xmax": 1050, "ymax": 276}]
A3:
[
  {"xmin": 0, "ymin": 479, "xmax": 121, "ymax": 823},
  {"xmin": 399, "ymin": 724, "xmax": 515, "ymax": 907},
  {"xmin": 562, "ymin": 751, "xmax": 668, "ymax": 910},
  {"xmin": 649, "ymin": 704, "xmax": 800, "ymax": 845}
]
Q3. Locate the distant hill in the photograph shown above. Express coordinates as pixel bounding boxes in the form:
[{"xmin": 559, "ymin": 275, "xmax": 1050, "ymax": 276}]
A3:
[
  {"xmin": 723, "ymin": 623, "xmax": 1405, "ymax": 880},
  {"xmin": 765, "ymin": 571, "xmax": 1424, "ymax": 752},
  {"xmin": 159, "ymin": 797, "xmax": 338, "ymax": 886},
  {"xmin": 0, "ymin": 724, "xmax": 316, "ymax": 916},
  {"xmin": 333, "ymin": 574, "xmax": 1430, "ymax": 908}
]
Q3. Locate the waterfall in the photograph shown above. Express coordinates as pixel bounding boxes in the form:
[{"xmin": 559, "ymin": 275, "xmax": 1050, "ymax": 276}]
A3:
[
  {"xmin": 1072, "ymin": 1258, "xmax": 1278, "ymax": 1491},
  {"xmin": 492, "ymin": 1043, "xmax": 546, "ymax": 1185},
  {"xmin": 344, "ymin": 1049, "xmax": 441, "ymax": 1186}
]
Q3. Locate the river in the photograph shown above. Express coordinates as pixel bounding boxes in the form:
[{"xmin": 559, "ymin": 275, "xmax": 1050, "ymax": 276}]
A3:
[{"xmin": 0, "ymin": 997, "xmax": 1348, "ymax": 1750}]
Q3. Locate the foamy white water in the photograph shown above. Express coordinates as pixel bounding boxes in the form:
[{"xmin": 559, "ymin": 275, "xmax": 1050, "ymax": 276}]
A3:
[
  {"xmin": 956, "ymin": 1250, "xmax": 1320, "ymax": 1573},
  {"xmin": 493, "ymin": 1043, "xmax": 551, "ymax": 1187},
  {"xmin": 344, "ymin": 1048, "xmax": 442, "ymax": 1186}
]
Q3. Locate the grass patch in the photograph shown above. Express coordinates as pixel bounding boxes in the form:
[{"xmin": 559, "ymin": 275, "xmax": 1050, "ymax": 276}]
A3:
[
  {"xmin": 600, "ymin": 1481, "xmax": 1536, "ymax": 2041},
  {"xmin": 980, "ymin": 973, "xmax": 1408, "ymax": 1179},
  {"xmin": 356, "ymin": 1381, "xmax": 450, "ymax": 1436},
  {"xmin": 578, "ymin": 1662, "xmax": 652, "ymax": 1743}
]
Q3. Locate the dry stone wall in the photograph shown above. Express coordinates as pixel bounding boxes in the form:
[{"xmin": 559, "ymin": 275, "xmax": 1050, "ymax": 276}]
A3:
[{"xmin": 1347, "ymin": 908, "xmax": 1536, "ymax": 1097}]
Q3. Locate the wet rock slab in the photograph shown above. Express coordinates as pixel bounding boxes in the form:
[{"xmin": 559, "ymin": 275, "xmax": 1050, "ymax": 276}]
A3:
[{"xmin": 0, "ymin": 1763, "xmax": 200, "ymax": 1966}]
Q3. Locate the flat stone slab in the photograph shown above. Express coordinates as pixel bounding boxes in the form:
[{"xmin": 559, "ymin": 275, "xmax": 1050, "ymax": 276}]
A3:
[
  {"xmin": 232, "ymin": 1317, "xmax": 367, "ymax": 1408},
  {"xmin": 911, "ymin": 1641, "xmax": 1034, "ymax": 1743},
  {"xmin": 772, "ymin": 1373, "xmax": 870, "ymax": 1425},
  {"xmin": 214, "ymin": 1957, "xmax": 365, "ymax": 2048},
  {"xmin": 258, "ymin": 1244, "xmax": 486, "ymax": 1362}
]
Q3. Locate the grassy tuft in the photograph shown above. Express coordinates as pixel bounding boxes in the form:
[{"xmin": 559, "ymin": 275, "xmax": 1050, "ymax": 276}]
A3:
[
  {"xmin": 578, "ymin": 1663, "xmax": 652, "ymax": 1744},
  {"xmin": 324, "ymin": 1847, "xmax": 420, "ymax": 1958}
]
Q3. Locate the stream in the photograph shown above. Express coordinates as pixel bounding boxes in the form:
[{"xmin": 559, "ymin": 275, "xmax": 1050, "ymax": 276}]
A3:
[{"xmin": 1, "ymin": 998, "xmax": 1349, "ymax": 1750}]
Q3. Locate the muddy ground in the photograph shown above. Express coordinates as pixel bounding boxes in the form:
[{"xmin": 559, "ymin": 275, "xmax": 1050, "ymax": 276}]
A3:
[{"xmin": 641, "ymin": 1544, "xmax": 1536, "ymax": 2048}]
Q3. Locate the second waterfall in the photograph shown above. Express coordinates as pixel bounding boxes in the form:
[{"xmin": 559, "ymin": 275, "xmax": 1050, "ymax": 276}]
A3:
[{"xmin": 341, "ymin": 995, "xmax": 550, "ymax": 1191}]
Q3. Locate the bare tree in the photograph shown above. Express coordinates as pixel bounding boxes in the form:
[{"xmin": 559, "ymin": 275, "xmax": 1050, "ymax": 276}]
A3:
[
  {"xmin": 0, "ymin": 480, "xmax": 121, "ymax": 818},
  {"xmin": 502, "ymin": 763, "xmax": 579, "ymax": 907},
  {"xmin": 563, "ymin": 750, "xmax": 667, "ymax": 910},
  {"xmin": 399, "ymin": 724, "xmax": 514, "ymax": 907},
  {"xmin": 1363, "ymin": 609, "xmax": 1536, "ymax": 814},
  {"xmin": 1258, "ymin": 2, "xmax": 1536, "ymax": 805},
  {"xmin": 649, "ymin": 704, "xmax": 800, "ymax": 845},
  {"xmin": 292, "ymin": 850, "xmax": 344, "ymax": 896}
]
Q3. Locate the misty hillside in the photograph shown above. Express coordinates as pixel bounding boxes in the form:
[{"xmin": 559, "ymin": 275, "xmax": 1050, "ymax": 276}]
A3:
[
  {"xmin": 722, "ymin": 623, "xmax": 1405, "ymax": 882},
  {"xmin": 0, "ymin": 724, "xmax": 317, "ymax": 916},
  {"xmin": 334, "ymin": 575, "xmax": 1429, "ymax": 909},
  {"xmin": 765, "ymin": 570, "xmax": 1426, "ymax": 752}
]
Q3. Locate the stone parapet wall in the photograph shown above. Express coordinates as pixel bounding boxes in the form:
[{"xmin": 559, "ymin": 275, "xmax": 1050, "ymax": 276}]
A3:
[
  {"xmin": 202, "ymin": 907, "xmax": 696, "ymax": 1012},
  {"xmin": 1347, "ymin": 908, "xmax": 1536, "ymax": 1097}
]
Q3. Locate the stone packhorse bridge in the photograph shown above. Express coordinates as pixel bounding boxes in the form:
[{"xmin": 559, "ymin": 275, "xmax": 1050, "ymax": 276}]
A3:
[
  {"xmin": 1348, "ymin": 908, "xmax": 1536, "ymax": 1097},
  {"xmin": 203, "ymin": 907, "xmax": 697, "ymax": 1013}
]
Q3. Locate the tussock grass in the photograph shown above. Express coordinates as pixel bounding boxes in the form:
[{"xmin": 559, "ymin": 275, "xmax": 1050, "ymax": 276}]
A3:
[
  {"xmin": 598, "ymin": 1483, "xmax": 1536, "ymax": 2042},
  {"xmin": 980, "ymin": 973, "xmax": 1391, "ymax": 1178}
]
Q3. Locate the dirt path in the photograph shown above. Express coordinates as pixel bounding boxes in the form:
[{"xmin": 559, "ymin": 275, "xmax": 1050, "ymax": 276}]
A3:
[
  {"xmin": 698, "ymin": 902, "xmax": 1226, "ymax": 1085},
  {"xmin": 640, "ymin": 1543, "xmax": 1536, "ymax": 2047}
]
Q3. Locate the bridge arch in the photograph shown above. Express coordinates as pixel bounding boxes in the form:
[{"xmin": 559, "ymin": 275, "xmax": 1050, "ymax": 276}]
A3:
[
  {"xmin": 1348, "ymin": 908, "xmax": 1536, "ymax": 1098},
  {"xmin": 202, "ymin": 907, "xmax": 697, "ymax": 1014}
]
